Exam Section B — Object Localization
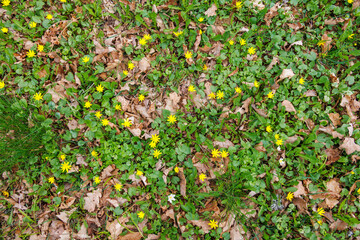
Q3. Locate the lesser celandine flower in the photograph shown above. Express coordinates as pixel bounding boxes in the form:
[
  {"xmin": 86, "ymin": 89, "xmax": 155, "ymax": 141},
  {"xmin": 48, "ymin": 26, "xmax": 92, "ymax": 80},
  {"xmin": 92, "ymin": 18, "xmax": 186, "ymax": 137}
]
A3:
[
  {"xmin": 266, "ymin": 125, "xmax": 272, "ymax": 133},
  {"xmin": 96, "ymin": 84, "xmax": 104, "ymax": 93},
  {"xmin": 151, "ymin": 134, "xmax": 160, "ymax": 143},
  {"xmin": 122, "ymin": 118, "xmax": 132, "ymax": 127},
  {"xmin": 2, "ymin": 0, "xmax": 10, "ymax": 6},
  {"xmin": 208, "ymin": 92, "xmax": 216, "ymax": 100},
  {"xmin": 198, "ymin": 17, "xmax": 204, "ymax": 22},
  {"xmin": 114, "ymin": 183, "xmax": 122, "ymax": 191},
  {"xmin": 138, "ymin": 211, "xmax": 145, "ymax": 219},
  {"xmin": 199, "ymin": 173, "xmax": 207, "ymax": 182},
  {"xmin": 240, "ymin": 38, "xmax": 246, "ymax": 45},
  {"xmin": 94, "ymin": 176, "xmax": 101, "ymax": 184},
  {"xmin": 216, "ymin": 91, "xmax": 224, "ymax": 100},
  {"xmin": 139, "ymin": 38, "xmax": 147, "ymax": 45},
  {"xmin": 29, "ymin": 21, "xmax": 37, "ymax": 28},
  {"xmin": 91, "ymin": 109, "xmax": 100, "ymax": 118},
  {"xmin": 348, "ymin": 33, "xmax": 354, "ymax": 39},
  {"xmin": 299, "ymin": 78, "xmax": 305, "ymax": 85},
  {"xmin": 61, "ymin": 162, "xmax": 71, "ymax": 173},
  {"xmin": 173, "ymin": 31, "xmax": 183, "ymax": 37},
  {"xmin": 185, "ymin": 51, "xmax": 193, "ymax": 59},
  {"xmin": 91, "ymin": 150, "xmax": 98, "ymax": 157},
  {"xmin": 267, "ymin": 91, "xmax": 274, "ymax": 99},
  {"xmin": 317, "ymin": 207, "xmax": 325, "ymax": 216},
  {"xmin": 0, "ymin": 81, "xmax": 4, "ymax": 89},
  {"xmin": 34, "ymin": 92, "xmax": 43, "ymax": 101},
  {"xmin": 248, "ymin": 47, "xmax": 256, "ymax": 55},
  {"xmin": 254, "ymin": 81, "xmax": 260, "ymax": 88},
  {"xmin": 84, "ymin": 101, "xmax": 92, "ymax": 108},
  {"xmin": 46, "ymin": 14, "xmax": 53, "ymax": 20},
  {"xmin": 203, "ymin": 64, "xmax": 207, "ymax": 70},
  {"xmin": 115, "ymin": 104, "xmax": 121, "ymax": 110},
  {"xmin": 60, "ymin": 154, "xmax": 66, "ymax": 160},
  {"xmin": 153, "ymin": 149, "xmax": 162, "ymax": 158},
  {"xmin": 102, "ymin": 119, "xmax": 109, "ymax": 126},
  {"xmin": 235, "ymin": 87, "xmax": 242, "ymax": 93},
  {"xmin": 144, "ymin": 34, "xmax": 151, "ymax": 40},
  {"xmin": 317, "ymin": 40, "xmax": 326, "ymax": 47},
  {"xmin": 228, "ymin": 40, "xmax": 234, "ymax": 45},
  {"xmin": 149, "ymin": 141, "xmax": 156, "ymax": 148},
  {"xmin": 348, "ymin": 0, "xmax": 353, "ymax": 3},
  {"xmin": 212, "ymin": 149, "xmax": 220, "ymax": 158},
  {"xmin": 37, "ymin": 44, "xmax": 44, "ymax": 52},
  {"xmin": 167, "ymin": 115, "xmax": 176, "ymax": 124},
  {"xmin": 221, "ymin": 150, "xmax": 228, "ymax": 158},
  {"xmin": 1, "ymin": 27, "xmax": 8, "ymax": 33},
  {"xmin": 275, "ymin": 134, "xmax": 280, "ymax": 140},
  {"xmin": 174, "ymin": 167, "xmax": 179, "ymax": 173},
  {"xmin": 60, "ymin": 0, "xmax": 66, "ymax": 2},
  {"xmin": 208, "ymin": 220, "xmax": 218, "ymax": 229},
  {"xmin": 128, "ymin": 62, "xmax": 135, "ymax": 70},
  {"xmin": 123, "ymin": 70, "xmax": 128, "ymax": 76},
  {"xmin": 48, "ymin": 177, "xmax": 55, "ymax": 184},
  {"xmin": 27, "ymin": 50, "xmax": 35, "ymax": 58},
  {"xmin": 2, "ymin": 191, "xmax": 9, "ymax": 197},
  {"xmin": 138, "ymin": 94, "xmax": 145, "ymax": 102},
  {"xmin": 136, "ymin": 170, "xmax": 143, "ymax": 176},
  {"xmin": 276, "ymin": 138, "xmax": 283, "ymax": 146},
  {"xmin": 235, "ymin": 1, "xmax": 242, "ymax": 9},
  {"xmin": 199, "ymin": 29, "xmax": 203, "ymax": 35},
  {"xmin": 357, "ymin": 188, "xmax": 360, "ymax": 194},
  {"xmin": 188, "ymin": 85, "xmax": 196, "ymax": 92},
  {"xmin": 286, "ymin": 192, "xmax": 294, "ymax": 201},
  {"xmin": 82, "ymin": 56, "xmax": 90, "ymax": 63},
  {"xmin": 317, "ymin": 220, "xmax": 323, "ymax": 225}
]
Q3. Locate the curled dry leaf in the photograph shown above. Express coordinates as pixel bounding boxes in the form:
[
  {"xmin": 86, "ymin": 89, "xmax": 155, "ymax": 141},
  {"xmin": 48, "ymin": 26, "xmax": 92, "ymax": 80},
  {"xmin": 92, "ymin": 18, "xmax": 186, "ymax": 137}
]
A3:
[
  {"xmin": 213, "ymin": 140, "xmax": 234, "ymax": 148},
  {"xmin": 279, "ymin": 69, "xmax": 295, "ymax": 80},
  {"xmin": 106, "ymin": 217, "xmax": 128, "ymax": 239},
  {"xmin": 204, "ymin": 4, "xmax": 217, "ymax": 17},
  {"xmin": 67, "ymin": 119, "xmax": 78, "ymax": 130},
  {"xmin": 318, "ymin": 126, "xmax": 344, "ymax": 139},
  {"xmin": 251, "ymin": 104, "xmax": 268, "ymax": 117},
  {"xmin": 117, "ymin": 232, "xmax": 142, "ymax": 240},
  {"xmin": 304, "ymin": 90, "xmax": 317, "ymax": 97},
  {"xmin": 83, "ymin": 188, "xmax": 102, "ymax": 213},
  {"xmin": 328, "ymin": 113, "xmax": 341, "ymax": 127},
  {"xmin": 265, "ymin": 56, "xmax": 279, "ymax": 71},
  {"xmin": 234, "ymin": 97, "xmax": 252, "ymax": 114},
  {"xmin": 325, "ymin": 148, "xmax": 341, "ymax": 165},
  {"xmin": 293, "ymin": 181, "xmax": 306, "ymax": 198},
  {"xmin": 281, "ymin": 100, "xmax": 296, "ymax": 113},
  {"xmin": 189, "ymin": 220, "xmax": 211, "ymax": 233},
  {"xmin": 230, "ymin": 223, "xmax": 245, "ymax": 240},
  {"xmin": 293, "ymin": 198, "xmax": 307, "ymax": 213},
  {"xmin": 330, "ymin": 220, "xmax": 348, "ymax": 231},
  {"xmin": 139, "ymin": 57, "xmax": 150, "ymax": 72},
  {"xmin": 264, "ymin": 2, "xmax": 281, "ymax": 26},
  {"xmin": 321, "ymin": 33, "xmax": 332, "ymax": 53},
  {"xmin": 179, "ymin": 168, "xmax": 187, "ymax": 197},
  {"xmin": 250, "ymin": 0, "xmax": 265, "ymax": 10},
  {"xmin": 339, "ymin": 137, "xmax": 360, "ymax": 155}
]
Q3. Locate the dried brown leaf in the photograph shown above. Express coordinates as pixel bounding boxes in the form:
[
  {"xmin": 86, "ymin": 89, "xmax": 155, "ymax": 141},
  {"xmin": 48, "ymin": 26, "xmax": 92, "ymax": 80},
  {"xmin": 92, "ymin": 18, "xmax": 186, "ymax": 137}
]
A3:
[
  {"xmin": 234, "ymin": 97, "xmax": 252, "ymax": 114},
  {"xmin": 282, "ymin": 100, "xmax": 296, "ymax": 113},
  {"xmin": 293, "ymin": 181, "xmax": 306, "ymax": 197},
  {"xmin": 330, "ymin": 220, "xmax": 348, "ymax": 231},
  {"xmin": 179, "ymin": 168, "xmax": 187, "ymax": 197},
  {"xmin": 204, "ymin": 4, "xmax": 217, "ymax": 17},
  {"xmin": 251, "ymin": 104, "xmax": 268, "ymax": 117},
  {"xmin": 189, "ymin": 220, "xmax": 211, "ymax": 233},
  {"xmin": 264, "ymin": 2, "xmax": 281, "ymax": 26},
  {"xmin": 279, "ymin": 69, "xmax": 295, "ymax": 80},
  {"xmin": 139, "ymin": 57, "xmax": 150, "ymax": 72},
  {"xmin": 328, "ymin": 113, "xmax": 341, "ymax": 127},
  {"xmin": 117, "ymin": 232, "xmax": 142, "ymax": 240},
  {"xmin": 340, "ymin": 137, "xmax": 360, "ymax": 155},
  {"xmin": 325, "ymin": 148, "xmax": 341, "ymax": 165},
  {"xmin": 83, "ymin": 188, "xmax": 102, "ymax": 213}
]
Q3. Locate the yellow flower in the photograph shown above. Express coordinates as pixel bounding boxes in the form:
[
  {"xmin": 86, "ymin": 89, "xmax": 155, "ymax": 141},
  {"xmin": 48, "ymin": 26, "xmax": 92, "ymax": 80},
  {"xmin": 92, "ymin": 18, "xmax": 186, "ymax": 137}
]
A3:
[
  {"xmin": 254, "ymin": 80, "xmax": 260, "ymax": 88},
  {"xmin": 151, "ymin": 134, "xmax": 160, "ymax": 143},
  {"xmin": 208, "ymin": 219, "xmax": 218, "ymax": 229},
  {"xmin": 0, "ymin": 81, "xmax": 5, "ymax": 89},
  {"xmin": 61, "ymin": 162, "xmax": 71, "ymax": 173},
  {"xmin": 221, "ymin": 150, "xmax": 228, "ymax": 158},
  {"xmin": 138, "ymin": 94, "xmax": 145, "ymax": 102},
  {"xmin": 60, "ymin": 154, "xmax": 66, "ymax": 160},
  {"xmin": 357, "ymin": 188, "xmax": 360, "ymax": 194},
  {"xmin": 240, "ymin": 38, "xmax": 246, "ymax": 45},
  {"xmin": 276, "ymin": 138, "xmax": 283, "ymax": 146},
  {"xmin": 46, "ymin": 14, "xmax": 53, "ymax": 20},
  {"xmin": 198, "ymin": 17, "xmax": 204, "ymax": 22},
  {"xmin": 235, "ymin": 1, "xmax": 242, "ymax": 9},
  {"xmin": 199, "ymin": 173, "xmax": 207, "ymax": 182},
  {"xmin": 267, "ymin": 91, "xmax": 274, "ymax": 99},
  {"xmin": 60, "ymin": 0, "xmax": 66, "ymax": 2},
  {"xmin": 95, "ymin": 111, "xmax": 102, "ymax": 118},
  {"xmin": 317, "ymin": 220, "xmax": 323, "ymax": 225},
  {"xmin": 299, "ymin": 78, "xmax": 305, "ymax": 85},
  {"xmin": 27, "ymin": 50, "xmax": 36, "ymax": 58},
  {"xmin": 123, "ymin": 70, "xmax": 128, "ymax": 76},
  {"xmin": 114, "ymin": 183, "xmax": 122, "ymax": 191},
  {"xmin": 29, "ymin": 21, "xmax": 37, "ymax": 28},
  {"xmin": 94, "ymin": 176, "xmax": 101, "ymax": 184},
  {"xmin": 266, "ymin": 125, "xmax": 272, "ymax": 133},
  {"xmin": 348, "ymin": 33, "xmax": 354, "ymax": 39},
  {"xmin": 217, "ymin": 91, "xmax": 224, "ymax": 100},
  {"xmin": 128, "ymin": 62, "xmax": 135, "ymax": 70},
  {"xmin": 174, "ymin": 167, "xmax": 179, "ymax": 173},
  {"xmin": 317, "ymin": 40, "xmax": 326, "ymax": 47},
  {"xmin": 351, "ymin": 171, "xmax": 355, "ymax": 174},
  {"xmin": 153, "ymin": 149, "xmax": 162, "ymax": 158},
  {"xmin": 122, "ymin": 118, "xmax": 132, "ymax": 127},
  {"xmin": 167, "ymin": 115, "xmax": 177, "ymax": 124},
  {"xmin": 91, "ymin": 150, "xmax": 98, "ymax": 157},
  {"xmin": 34, "ymin": 92, "xmax": 43, "ymax": 101},
  {"xmin": 139, "ymin": 38, "xmax": 147, "ymax": 45},
  {"xmin": 2, "ymin": 191, "xmax": 9, "ymax": 197},
  {"xmin": 115, "ymin": 104, "xmax": 121, "ymax": 110},
  {"xmin": 138, "ymin": 211, "xmax": 145, "ymax": 219},
  {"xmin": 228, "ymin": 40, "xmax": 234, "ymax": 45},
  {"xmin": 199, "ymin": 29, "xmax": 203, "ymax": 35},
  {"xmin": 348, "ymin": 0, "xmax": 353, "ymax": 3},
  {"xmin": 173, "ymin": 31, "xmax": 183, "ymax": 37},
  {"xmin": 275, "ymin": 134, "xmax": 280, "ymax": 140},
  {"xmin": 48, "ymin": 177, "xmax": 55, "ymax": 184},
  {"xmin": 84, "ymin": 101, "xmax": 92, "ymax": 108},
  {"xmin": 317, "ymin": 207, "xmax": 325, "ymax": 216},
  {"xmin": 82, "ymin": 56, "xmax": 90, "ymax": 63},
  {"xmin": 212, "ymin": 149, "xmax": 220, "ymax": 158},
  {"xmin": 149, "ymin": 141, "xmax": 156, "ymax": 148},
  {"xmin": 144, "ymin": 34, "xmax": 151, "ymax": 40},
  {"xmin": 1, "ymin": 27, "xmax": 8, "ymax": 33},
  {"xmin": 188, "ymin": 85, "xmax": 196, "ymax": 92},
  {"xmin": 37, "ymin": 44, "xmax": 44, "ymax": 52},
  {"xmin": 248, "ymin": 47, "xmax": 256, "ymax": 55},
  {"xmin": 286, "ymin": 192, "xmax": 294, "ymax": 201},
  {"xmin": 185, "ymin": 51, "xmax": 193, "ymax": 59},
  {"xmin": 235, "ymin": 87, "xmax": 242, "ymax": 94},
  {"xmin": 208, "ymin": 92, "xmax": 216, "ymax": 100},
  {"xmin": 102, "ymin": 119, "xmax": 109, "ymax": 126},
  {"xmin": 203, "ymin": 64, "xmax": 207, "ymax": 70},
  {"xmin": 96, "ymin": 84, "xmax": 104, "ymax": 93},
  {"xmin": 136, "ymin": 170, "xmax": 143, "ymax": 176},
  {"xmin": 2, "ymin": 0, "xmax": 10, "ymax": 6}
]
